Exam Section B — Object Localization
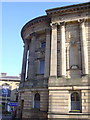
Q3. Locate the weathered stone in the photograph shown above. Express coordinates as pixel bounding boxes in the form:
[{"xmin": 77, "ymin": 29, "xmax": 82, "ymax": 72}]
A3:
[{"xmin": 18, "ymin": 2, "xmax": 90, "ymax": 120}]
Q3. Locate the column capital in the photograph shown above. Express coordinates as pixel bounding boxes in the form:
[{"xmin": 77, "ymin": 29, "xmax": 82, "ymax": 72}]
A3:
[
  {"xmin": 78, "ymin": 18, "xmax": 86, "ymax": 23},
  {"xmin": 58, "ymin": 21, "xmax": 65, "ymax": 26},
  {"xmin": 50, "ymin": 23, "xmax": 58, "ymax": 29}
]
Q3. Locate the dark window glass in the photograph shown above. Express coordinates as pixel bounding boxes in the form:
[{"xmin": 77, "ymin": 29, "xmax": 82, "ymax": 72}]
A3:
[
  {"xmin": 40, "ymin": 60, "xmax": 45, "ymax": 74},
  {"xmin": 71, "ymin": 92, "xmax": 80, "ymax": 111},
  {"xmin": 71, "ymin": 92, "xmax": 80, "ymax": 101},
  {"xmin": 34, "ymin": 93, "xmax": 40, "ymax": 109},
  {"xmin": 41, "ymin": 42, "xmax": 46, "ymax": 48}
]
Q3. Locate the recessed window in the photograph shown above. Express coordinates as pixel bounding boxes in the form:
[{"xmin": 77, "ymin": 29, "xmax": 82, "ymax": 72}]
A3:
[
  {"xmin": 71, "ymin": 92, "xmax": 81, "ymax": 112},
  {"xmin": 34, "ymin": 93, "xmax": 40, "ymax": 109},
  {"xmin": 40, "ymin": 60, "xmax": 45, "ymax": 74},
  {"xmin": 41, "ymin": 42, "xmax": 46, "ymax": 48}
]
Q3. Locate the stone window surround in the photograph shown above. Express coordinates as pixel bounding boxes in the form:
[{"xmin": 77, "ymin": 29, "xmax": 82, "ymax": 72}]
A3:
[{"xmin": 69, "ymin": 91, "xmax": 81, "ymax": 113}]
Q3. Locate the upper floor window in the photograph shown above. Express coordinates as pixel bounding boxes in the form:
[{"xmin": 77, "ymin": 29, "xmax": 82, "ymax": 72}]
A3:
[
  {"xmin": 40, "ymin": 60, "xmax": 45, "ymax": 74},
  {"xmin": 41, "ymin": 42, "xmax": 46, "ymax": 48}
]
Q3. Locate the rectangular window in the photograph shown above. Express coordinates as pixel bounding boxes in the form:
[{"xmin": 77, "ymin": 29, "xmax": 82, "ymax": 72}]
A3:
[
  {"xmin": 40, "ymin": 60, "xmax": 45, "ymax": 74},
  {"xmin": 41, "ymin": 42, "xmax": 46, "ymax": 48}
]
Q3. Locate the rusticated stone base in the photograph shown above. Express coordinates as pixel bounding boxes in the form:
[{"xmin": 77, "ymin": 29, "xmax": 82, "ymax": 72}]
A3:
[{"xmin": 22, "ymin": 109, "xmax": 47, "ymax": 119}]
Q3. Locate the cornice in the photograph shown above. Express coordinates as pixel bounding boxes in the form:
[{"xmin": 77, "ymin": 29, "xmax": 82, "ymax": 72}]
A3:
[
  {"xmin": 46, "ymin": 2, "xmax": 90, "ymax": 16},
  {"xmin": 21, "ymin": 15, "xmax": 50, "ymax": 40}
]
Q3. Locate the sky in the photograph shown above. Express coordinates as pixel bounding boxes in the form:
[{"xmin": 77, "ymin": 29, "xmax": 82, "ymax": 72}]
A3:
[{"xmin": 1, "ymin": 1, "xmax": 89, "ymax": 76}]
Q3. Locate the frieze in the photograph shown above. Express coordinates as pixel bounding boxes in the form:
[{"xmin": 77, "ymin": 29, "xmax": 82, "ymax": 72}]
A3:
[{"xmin": 46, "ymin": 2, "xmax": 90, "ymax": 15}]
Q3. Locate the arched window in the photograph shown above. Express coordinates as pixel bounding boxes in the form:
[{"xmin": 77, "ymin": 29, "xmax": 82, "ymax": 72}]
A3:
[
  {"xmin": 71, "ymin": 92, "xmax": 81, "ymax": 112},
  {"xmin": 34, "ymin": 93, "xmax": 40, "ymax": 109}
]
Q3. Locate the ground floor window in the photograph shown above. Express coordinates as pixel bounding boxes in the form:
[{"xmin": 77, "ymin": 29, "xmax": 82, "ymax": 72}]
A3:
[
  {"xmin": 34, "ymin": 93, "xmax": 40, "ymax": 109},
  {"xmin": 71, "ymin": 92, "xmax": 81, "ymax": 112}
]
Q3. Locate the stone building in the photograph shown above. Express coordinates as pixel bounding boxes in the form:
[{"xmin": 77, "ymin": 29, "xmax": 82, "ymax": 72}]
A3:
[
  {"xmin": 18, "ymin": 2, "xmax": 90, "ymax": 119},
  {"xmin": 0, "ymin": 73, "xmax": 20, "ymax": 112}
]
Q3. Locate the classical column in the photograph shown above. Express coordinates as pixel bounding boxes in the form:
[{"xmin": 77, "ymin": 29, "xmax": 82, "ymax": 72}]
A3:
[
  {"xmin": 60, "ymin": 22, "xmax": 66, "ymax": 76},
  {"xmin": 50, "ymin": 23, "xmax": 57, "ymax": 77},
  {"xmin": 78, "ymin": 19, "xmax": 88, "ymax": 75},
  {"xmin": 21, "ymin": 42, "xmax": 29, "ymax": 82},
  {"xmin": 44, "ymin": 28, "xmax": 50, "ymax": 78},
  {"xmin": 28, "ymin": 33, "xmax": 37, "ymax": 79},
  {"xmin": 66, "ymin": 44, "xmax": 70, "ymax": 78}
]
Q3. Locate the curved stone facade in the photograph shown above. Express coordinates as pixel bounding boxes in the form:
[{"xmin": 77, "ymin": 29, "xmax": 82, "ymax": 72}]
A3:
[{"xmin": 18, "ymin": 2, "xmax": 90, "ymax": 120}]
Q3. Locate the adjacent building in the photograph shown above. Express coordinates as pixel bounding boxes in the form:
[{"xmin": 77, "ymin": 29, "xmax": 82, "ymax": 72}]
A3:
[
  {"xmin": 0, "ymin": 73, "xmax": 20, "ymax": 113},
  {"xmin": 18, "ymin": 2, "xmax": 90, "ymax": 119}
]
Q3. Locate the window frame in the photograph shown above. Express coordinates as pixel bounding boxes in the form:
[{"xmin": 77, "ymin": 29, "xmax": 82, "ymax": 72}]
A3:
[
  {"xmin": 33, "ymin": 93, "xmax": 40, "ymax": 109},
  {"xmin": 69, "ymin": 91, "xmax": 81, "ymax": 113}
]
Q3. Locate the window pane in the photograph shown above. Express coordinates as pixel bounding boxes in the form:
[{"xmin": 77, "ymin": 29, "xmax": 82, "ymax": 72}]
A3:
[
  {"xmin": 71, "ymin": 92, "xmax": 80, "ymax": 111},
  {"xmin": 34, "ymin": 93, "xmax": 40, "ymax": 109},
  {"xmin": 71, "ymin": 92, "xmax": 80, "ymax": 101},
  {"xmin": 41, "ymin": 42, "xmax": 46, "ymax": 48},
  {"xmin": 40, "ymin": 60, "xmax": 45, "ymax": 74}
]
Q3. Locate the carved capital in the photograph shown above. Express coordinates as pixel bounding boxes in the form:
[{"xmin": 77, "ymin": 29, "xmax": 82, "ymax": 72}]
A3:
[
  {"xmin": 50, "ymin": 23, "xmax": 58, "ymax": 29},
  {"xmin": 59, "ymin": 21, "xmax": 65, "ymax": 26},
  {"xmin": 78, "ymin": 18, "xmax": 86, "ymax": 23}
]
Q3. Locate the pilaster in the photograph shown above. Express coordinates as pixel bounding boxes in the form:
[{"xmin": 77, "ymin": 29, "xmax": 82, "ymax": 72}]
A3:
[
  {"xmin": 44, "ymin": 28, "xmax": 51, "ymax": 78},
  {"xmin": 78, "ymin": 19, "xmax": 88, "ymax": 75},
  {"xmin": 50, "ymin": 23, "xmax": 58, "ymax": 77},
  {"xmin": 60, "ymin": 22, "xmax": 66, "ymax": 77}
]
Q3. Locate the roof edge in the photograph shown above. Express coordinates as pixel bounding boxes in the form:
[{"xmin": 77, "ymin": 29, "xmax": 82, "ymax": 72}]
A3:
[{"xmin": 46, "ymin": 2, "xmax": 90, "ymax": 14}]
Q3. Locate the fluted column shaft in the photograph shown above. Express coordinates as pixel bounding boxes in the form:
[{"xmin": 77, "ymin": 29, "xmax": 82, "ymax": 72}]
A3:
[
  {"xmin": 44, "ymin": 29, "xmax": 50, "ymax": 78},
  {"xmin": 28, "ymin": 33, "xmax": 37, "ymax": 79},
  {"xmin": 50, "ymin": 23, "xmax": 57, "ymax": 76},
  {"xmin": 60, "ymin": 22, "xmax": 66, "ymax": 76},
  {"xmin": 79, "ymin": 19, "xmax": 88, "ymax": 75},
  {"xmin": 21, "ymin": 42, "xmax": 28, "ymax": 82}
]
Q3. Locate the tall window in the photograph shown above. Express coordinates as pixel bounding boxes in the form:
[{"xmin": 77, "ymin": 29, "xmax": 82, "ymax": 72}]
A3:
[
  {"xmin": 69, "ymin": 45, "xmax": 80, "ymax": 69},
  {"xmin": 71, "ymin": 92, "xmax": 81, "ymax": 112},
  {"xmin": 40, "ymin": 60, "xmax": 45, "ymax": 74},
  {"xmin": 34, "ymin": 93, "xmax": 40, "ymax": 109}
]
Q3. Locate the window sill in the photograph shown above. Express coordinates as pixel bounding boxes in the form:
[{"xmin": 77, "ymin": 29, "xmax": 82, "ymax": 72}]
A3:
[
  {"xmin": 69, "ymin": 110, "xmax": 81, "ymax": 113},
  {"xmin": 35, "ymin": 73, "xmax": 44, "ymax": 76}
]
